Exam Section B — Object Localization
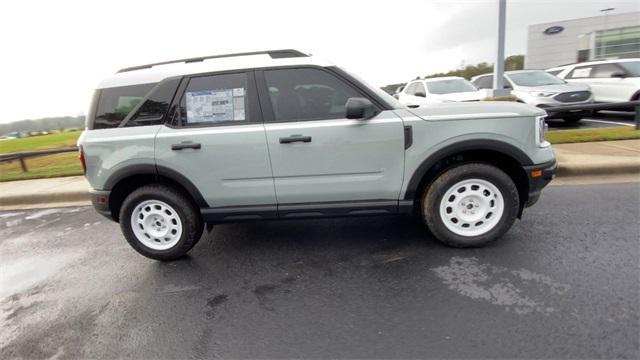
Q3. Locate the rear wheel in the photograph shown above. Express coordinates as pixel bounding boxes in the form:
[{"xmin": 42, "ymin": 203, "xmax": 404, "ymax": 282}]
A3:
[
  {"xmin": 422, "ymin": 163, "xmax": 519, "ymax": 247},
  {"xmin": 120, "ymin": 184, "xmax": 203, "ymax": 261}
]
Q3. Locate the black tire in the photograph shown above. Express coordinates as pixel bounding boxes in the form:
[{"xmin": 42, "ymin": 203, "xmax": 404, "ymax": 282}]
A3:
[
  {"xmin": 422, "ymin": 163, "xmax": 519, "ymax": 248},
  {"xmin": 120, "ymin": 184, "xmax": 203, "ymax": 261},
  {"xmin": 562, "ymin": 115, "xmax": 583, "ymax": 123}
]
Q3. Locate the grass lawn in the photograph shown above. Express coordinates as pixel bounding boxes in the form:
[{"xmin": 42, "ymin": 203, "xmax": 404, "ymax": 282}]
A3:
[
  {"xmin": 0, "ymin": 152, "xmax": 83, "ymax": 182},
  {"xmin": 547, "ymin": 127, "xmax": 640, "ymax": 144},
  {"xmin": 0, "ymin": 131, "xmax": 83, "ymax": 181},
  {"xmin": 0, "ymin": 130, "xmax": 82, "ymax": 153}
]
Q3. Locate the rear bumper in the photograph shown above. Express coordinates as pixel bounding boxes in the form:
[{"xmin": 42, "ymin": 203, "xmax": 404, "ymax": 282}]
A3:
[
  {"xmin": 90, "ymin": 189, "xmax": 114, "ymax": 221},
  {"xmin": 523, "ymin": 159, "xmax": 556, "ymax": 207}
]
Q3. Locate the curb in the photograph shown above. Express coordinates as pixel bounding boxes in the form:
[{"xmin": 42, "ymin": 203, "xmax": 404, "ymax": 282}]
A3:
[
  {"xmin": 556, "ymin": 161, "xmax": 640, "ymax": 177},
  {"xmin": 0, "ymin": 191, "xmax": 90, "ymax": 209}
]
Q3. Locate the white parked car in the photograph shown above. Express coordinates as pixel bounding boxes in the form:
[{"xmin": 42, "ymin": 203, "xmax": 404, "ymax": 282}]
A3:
[
  {"xmin": 472, "ymin": 70, "xmax": 594, "ymax": 123},
  {"xmin": 397, "ymin": 77, "xmax": 486, "ymax": 107},
  {"xmin": 546, "ymin": 58, "xmax": 640, "ymax": 103}
]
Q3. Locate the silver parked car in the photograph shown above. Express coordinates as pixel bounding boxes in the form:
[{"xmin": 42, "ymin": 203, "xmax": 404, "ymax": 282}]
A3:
[
  {"xmin": 78, "ymin": 49, "xmax": 556, "ymax": 261},
  {"xmin": 472, "ymin": 70, "xmax": 594, "ymax": 123}
]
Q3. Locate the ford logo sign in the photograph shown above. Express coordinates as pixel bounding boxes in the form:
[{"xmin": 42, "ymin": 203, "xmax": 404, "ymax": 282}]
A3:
[{"xmin": 543, "ymin": 26, "xmax": 564, "ymax": 35}]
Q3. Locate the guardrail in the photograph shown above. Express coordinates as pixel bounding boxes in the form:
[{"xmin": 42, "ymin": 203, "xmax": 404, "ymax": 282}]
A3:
[
  {"xmin": 543, "ymin": 101, "xmax": 640, "ymax": 130},
  {"xmin": 0, "ymin": 146, "xmax": 78, "ymax": 173}
]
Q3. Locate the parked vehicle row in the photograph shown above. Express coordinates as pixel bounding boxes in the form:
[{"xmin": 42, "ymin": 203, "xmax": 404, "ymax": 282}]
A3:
[
  {"xmin": 395, "ymin": 58, "xmax": 639, "ymax": 123},
  {"xmin": 80, "ymin": 49, "xmax": 556, "ymax": 261}
]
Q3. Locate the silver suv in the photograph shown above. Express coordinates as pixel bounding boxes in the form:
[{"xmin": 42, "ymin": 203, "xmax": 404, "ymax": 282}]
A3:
[
  {"xmin": 79, "ymin": 50, "xmax": 556, "ymax": 261},
  {"xmin": 472, "ymin": 70, "xmax": 594, "ymax": 123}
]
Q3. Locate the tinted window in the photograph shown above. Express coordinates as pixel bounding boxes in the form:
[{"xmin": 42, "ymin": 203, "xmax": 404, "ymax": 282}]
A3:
[
  {"xmin": 593, "ymin": 63, "xmax": 624, "ymax": 78},
  {"xmin": 426, "ymin": 79, "xmax": 477, "ymax": 94},
  {"xmin": 179, "ymin": 73, "xmax": 249, "ymax": 126},
  {"xmin": 264, "ymin": 68, "xmax": 362, "ymax": 122},
  {"xmin": 474, "ymin": 75, "xmax": 493, "ymax": 89},
  {"xmin": 507, "ymin": 71, "xmax": 565, "ymax": 86},
  {"xmin": 619, "ymin": 61, "xmax": 640, "ymax": 76},
  {"xmin": 93, "ymin": 83, "xmax": 155, "ymax": 129},
  {"xmin": 126, "ymin": 78, "xmax": 180, "ymax": 127}
]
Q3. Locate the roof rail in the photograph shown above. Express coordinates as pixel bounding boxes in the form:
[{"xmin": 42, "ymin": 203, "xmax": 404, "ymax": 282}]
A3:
[{"xmin": 117, "ymin": 49, "xmax": 308, "ymax": 73}]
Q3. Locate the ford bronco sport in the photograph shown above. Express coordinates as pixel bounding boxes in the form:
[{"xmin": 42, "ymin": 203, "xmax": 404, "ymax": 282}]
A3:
[{"xmin": 78, "ymin": 49, "xmax": 556, "ymax": 261}]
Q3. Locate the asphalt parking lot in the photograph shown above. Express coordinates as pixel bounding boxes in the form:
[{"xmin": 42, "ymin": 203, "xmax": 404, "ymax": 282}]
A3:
[
  {"xmin": 547, "ymin": 110, "xmax": 637, "ymax": 130},
  {"xmin": 1, "ymin": 182, "xmax": 639, "ymax": 359}
]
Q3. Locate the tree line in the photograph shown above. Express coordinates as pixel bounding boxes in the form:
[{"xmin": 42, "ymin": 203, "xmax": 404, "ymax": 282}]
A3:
[{"xmin": 0, "ymin": 116, "xmax": 85, "ymax": 135}]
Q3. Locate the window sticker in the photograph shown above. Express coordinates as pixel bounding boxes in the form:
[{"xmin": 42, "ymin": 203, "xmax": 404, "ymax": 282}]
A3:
[
  {"xmin": 572, "ymin": 68, "xmax": 591, "ymax": 78},
  {"xmin": 185, "ymin": 88, "xmax": 245, "ymax": 123}
]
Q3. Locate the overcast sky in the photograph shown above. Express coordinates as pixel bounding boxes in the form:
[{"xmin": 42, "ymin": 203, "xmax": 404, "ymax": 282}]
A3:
[{"xmin": 0, "ymin": 0, "xmax": 638, "ymax": 123}]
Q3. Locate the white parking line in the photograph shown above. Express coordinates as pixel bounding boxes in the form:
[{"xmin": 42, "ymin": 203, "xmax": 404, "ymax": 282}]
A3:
[{"xmin": 582, "ymin": 119, "xmax": 635, "ymax": 127}]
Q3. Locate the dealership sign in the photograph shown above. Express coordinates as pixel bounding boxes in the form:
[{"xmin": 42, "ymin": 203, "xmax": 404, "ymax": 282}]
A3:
[{"xmin": 543, "ymin": 26, "xmax": 564, "ymax": 35}]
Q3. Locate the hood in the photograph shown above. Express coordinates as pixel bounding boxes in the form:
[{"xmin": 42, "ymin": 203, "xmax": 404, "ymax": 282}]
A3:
[
  {"xmin": 432, "ymin": 91, "xmax": 485, "ymax": 102},
  {"xmin": 513, "ymin": 82, "xmax": 590, "ymax": 93},
  {"xmin": 406, "ymin": 101, "xmax": 544, "ymax": 120}
]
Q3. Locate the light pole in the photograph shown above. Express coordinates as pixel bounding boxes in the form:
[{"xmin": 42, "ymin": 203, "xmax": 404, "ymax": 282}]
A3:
[
  {"xmin": 599, "ymin": 7, "xmax": 615, "ymax": 58},
  {"xmin": 492, "ymin": 0, "xmax": 508, "ymax": 97}
]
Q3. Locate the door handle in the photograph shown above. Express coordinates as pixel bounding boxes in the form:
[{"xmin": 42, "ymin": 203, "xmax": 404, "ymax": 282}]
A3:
[
  {"xmin": 407, "ymin": 104, "xmax": 420, "ymax": 109},
  {"xmin": 279, "ymin": 135, "xmax": 312, "ymax": 144},
  {"xmin": 171, "ymin": 142, "xmax": 201, "ymax": 150}
]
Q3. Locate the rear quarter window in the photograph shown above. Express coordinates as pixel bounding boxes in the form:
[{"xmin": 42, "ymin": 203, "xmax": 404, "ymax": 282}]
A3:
[{"xmin": 91, "ymin": 83, "xmax": 155, "ymax": 129}]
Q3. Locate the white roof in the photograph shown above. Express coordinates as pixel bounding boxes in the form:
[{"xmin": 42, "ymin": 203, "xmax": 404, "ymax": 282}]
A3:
[
  {"xmin": 422, "ymin": 76, "xmax": 466, "ymax": 82},
  {"xmin": 97, "ymin": 51, "xmax": 333, "ymax": 89},
  {"xmin": 547, "ymin": 58, "xmax": 640, "ymax": 70}
]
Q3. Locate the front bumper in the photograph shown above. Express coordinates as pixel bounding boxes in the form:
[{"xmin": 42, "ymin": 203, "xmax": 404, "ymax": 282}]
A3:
[
  {"xmin": 523, "ymin": 159, "xmax": 556, "ymax": 207},
  {"xmin": 90, "ymin": 189, "xmax": 114, "ymax": 221}
]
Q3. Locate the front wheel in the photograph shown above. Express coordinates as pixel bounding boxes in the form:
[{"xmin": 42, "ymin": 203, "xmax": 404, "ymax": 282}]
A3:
[
  {"xmin": 422, "ymin": 163, "xmax": 519, "ymax": 247},
  {"xmin": 120, "ymin": 184, "xmax": 203, "ymax": 261}
]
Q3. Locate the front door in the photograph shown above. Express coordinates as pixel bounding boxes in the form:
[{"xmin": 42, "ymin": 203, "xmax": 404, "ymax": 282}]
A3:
[{"xmin": 257, "ymin": 67, "xmax": 405, "ymax": 206}]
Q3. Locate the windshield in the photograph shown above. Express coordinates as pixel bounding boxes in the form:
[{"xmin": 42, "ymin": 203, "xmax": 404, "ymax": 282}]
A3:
[
  {"xmin": 619, "ymin": 61, "xmax": 640, "ymax": 77},
  {"xmin": 508, "ymin": 71, "xmax": 565, "ymax": 87},
  {"xmin": 426, "ymin": 79, "xmax": 477, "ymax": 94}
]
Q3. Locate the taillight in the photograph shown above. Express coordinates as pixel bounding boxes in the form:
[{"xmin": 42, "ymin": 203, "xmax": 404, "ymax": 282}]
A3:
[{"xmin": 78, "ymin": 145, "xmax": 87, "ymax": 175}]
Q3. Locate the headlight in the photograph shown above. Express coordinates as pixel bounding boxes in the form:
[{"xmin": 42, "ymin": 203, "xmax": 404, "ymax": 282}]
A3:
[
  {"xmin": 529, "ymin": 91, "xmax": 557, "ymax": 97},
  {"xmin": 536, "ymin": 115, "xmax": 550, "ymax": 148}
]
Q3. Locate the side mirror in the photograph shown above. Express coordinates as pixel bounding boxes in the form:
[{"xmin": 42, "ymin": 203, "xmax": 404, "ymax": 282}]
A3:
[
  {"xmin": 504, "ymin": 84, "xmax": 512, "ymax": 89},
  {"xmin": 414, "ymin": 91, "xmax": 426, "ymax": 98},
  {"xmin": 345, "ymin": 97, "xmax": 378, "ymax": 120},
  {"xmin": 611, "ymin": 71, "xmax": 627, "ymax": 78}
]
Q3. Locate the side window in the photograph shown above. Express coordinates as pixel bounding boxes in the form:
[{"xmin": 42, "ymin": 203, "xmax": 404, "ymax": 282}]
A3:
[
  {"xmin": 93, "ymin": 83, "xmax": 155, "ymax": 129},
  {"xmin": 593, "ymin": 63, "xmax": 624, "ymax": 78},
  {"xmin": 474, "ymin": 76, "xmax": 493, "ymax": 89},
  {"xmin": 263, "ymin": 68, "xmax": 364, "ymax": 122},
  {"xmin": 405, "ymin": 82, "xmax": 417, "ymax": 95},
  {"xmin": 568, "ymin": 66, "xmax": 593, "ymax": 79},
  {"xmin": 126, "ymin": 78, "xmax": 180, "ymax": 127},
  {"xmin": 179, "ymin": 72, "xmax": 249, "ymax": 126},
  {"xmin": 415, "ymin": 82, "xmax": 426, "ymax": 95}
]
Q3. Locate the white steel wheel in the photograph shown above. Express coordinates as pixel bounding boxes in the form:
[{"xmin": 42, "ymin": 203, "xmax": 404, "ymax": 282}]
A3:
[
  {"xmin": 439, "ymin": 178, "xmax": 504, "ymax": 237},
  {"xmin": 130, "ymin": 200, "xmax": 183, "ymax": 250}
]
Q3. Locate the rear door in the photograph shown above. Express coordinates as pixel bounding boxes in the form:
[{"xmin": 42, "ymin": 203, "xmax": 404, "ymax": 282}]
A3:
[
  {"xmin": 257, "ymin": 67, "xmax": 405, "ymax": 207},
  {"xmin": 155, "ymin": 71, "xmax": 276, "ymax": 209}
]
